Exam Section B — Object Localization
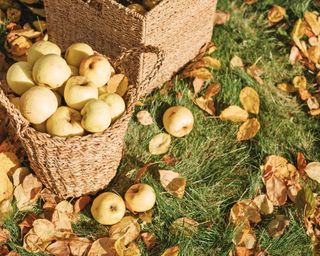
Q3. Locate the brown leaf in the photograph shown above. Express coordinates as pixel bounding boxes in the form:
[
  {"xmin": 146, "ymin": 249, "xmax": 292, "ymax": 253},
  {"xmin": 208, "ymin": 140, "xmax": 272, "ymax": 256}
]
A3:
[
  {"xmin": 220, "ymin": 106, "xmax": 249, "ymax": 122},
  {"xmin": 237, "ymin": 118, "xmax": 260, "ymax": 141},
  {"xmin": 0, "ymin": 152, "xmax": 20, "ymax": 176},
  {"xmin": 253, "ymin": 194, "xmax": 274, "ymax": 215},
  {"xmin": 265, "ymin": 175, "xmax": 287, "ymax": 206},
  {"xmin": 194, "ymin": 97, "xmax": 215, "ymax": 115},
  {"xmin": 12, "ymin": 167, "xmax": 30, "ymax": 187},
  {"xmin": 46, "ymin": 240, "xmax": 70, "ymax": 256},
  {"xmin": 115, "ymin": 239, "xmax": 141, "ymax": 256},
  {"xmin": 230, "ymin": 199, "xmax": 261, "ymax": 225},
  {"xmin": 40, "ymin": 188, "xmax": 61, "ymax": 205},
  {"xmin": 293, "ymin": 75, "xmax": 307, "ymax": 89},
  {"xmin": 234, "ymin": 247, "xmax": 254, "ymax": 256},
  {"xmin": 305, "ymin": 162, "xmax": 320, "ymax": 183},
  {"xmin": 74, "ymin": 195, "xmax": 92, "ymax": 213},
  {"xmin": 139, "ymin": 209, "xmax": 153, "ymax": 224},
  {"xmin": 170, "ymin": 217, "xmax": 199, "ymax": 237},
  {"xmin": 23, "ymin": 229, "xmax": 51, "ymax": 253},
  {"xmin": 276, "ymin": 83, "xmax": 298, "ymax": 93},
  {"xmin": 297, "ymin": 152, "xmax": 307, "ymax": 178},
  {"xmin": 149, "ymin": 133, "xmax": 171, "ymax": 155},
  {"xmin": 308, "ymin": 45, "xmax": 320, "ymax": 64},
  {"xmin": 19, "ymin": 213, "xmax": 38, "ymax": 239},
  {"xmin": 22, "ymin": 174, "xmax": 42, "ymax": 202},
  {"xmin": 184, "ymin": 68, "xmax": 213, "ymax": 80},
  {"xmin": 307, "ymin": 97, "xmax": 320, "ymax": 110},
  {"xmin": 268, "ymin": 5, "xmax": 286, "ymax": 23},
  {"xmin": 135, "ymin": 163, "xmax": 155, "ymax": 184},
  {"xmin": 32, "ymin": 219, "xmax": 55, "ymax": 242},
  {"xmin": 304, "ymin": 11, "xmax": 320, "ymax": 36},
  {"xmin": 136, "ymin": 110, "xmax": 153, "ymax": 126},
  {"xmin": 310, "ymin": 108, "xmax": 320, "ymax": 116},
  {"xmin": 161, "ymin": 246, "xmax": 180, "ymax": 256},
  {"xmin": 230, "ymin": 56, "xmax": 244, "ymax": 69},
  {"xmin": 69, "ymin": 237, "xmax": 92, "ymax": 256},
  {"xmin": 232, "ymin": 222, "xmax": 257, "ymax": 249},
  {"xmin": 299, "ymin": 89, "xmax": 312, "ymax": 101},
  {"xmin": 193, "ymin": 77, "xmax": 205, "ymax": 95},
  {"xmin": 267, "ymin": 215, "xmax": 290, "ymax": 237},
  {"xmin": 7, "ymin": 251, "xmax": 21, "ymax": 256},
  {"xmin": 159, "ymin": 170, "xmax": 186, "ymax": 199},
  {"xmin": 0, "ymin": 228, "xmax": 10, "ymax": 244},
  {"xmin": 109, "ymin": 216, "xmax": 140, "ymax": 246},
  {"xmin": 246, "ymin": 65, "xmax": 263, "ymax": 79},
  {"xmin": 88, "ymin": 237, "xmax": 117, "ymax": 256},
  {"xmin": 263, "ymin": 155, "xmax": 289, "ymax": 180},
  {"xmin": 51, "ymin": 201, "xmax": 74, "ymax": 238},
  {"xmin": 204, "ymin": 83, "xmax": 221, "ymax": 99},
  {"xmin": 162, "ymin": 155, "xmax": 179, "ymax": 166},
  {"xmin": 214, "ymin": 11, "xmax": 231, "ymax": 25},
  {"xmin": 203, "ymin": 56, "xmax": 221, "ymax": 70},
  {"xmin": 289, "ymin": 46, "xmax": 301, "ymax": 65},
  {"xmin": 0, "ymin": 245, "xmax": 10, "ymax": 255},
  {"xmin": 239, "ymin": 87, "xmax": 260, "ymax": 114},
  {"xmin": 140, "ymin": 232, "xmax": 156, "ymax": 250}
]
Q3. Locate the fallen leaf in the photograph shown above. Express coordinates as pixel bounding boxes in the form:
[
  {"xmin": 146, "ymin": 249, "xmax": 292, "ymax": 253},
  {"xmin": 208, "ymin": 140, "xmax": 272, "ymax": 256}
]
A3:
[
  {"xmin": 289, "ymin": 46, "xmax": 301, "ymax": 65},
  {"xmin": 161, "ymin": 245, "xmax": 180, "ymax": 256},
  {"xmin": 12, "ymin": 167, "xmax": 30, "ymax": 187},
  {"xmin": 268, "ymin": 5, "xmax": 286, "ymax": 24},
  {"xmin": 263, "ymin": 155, "xmax": 290, "ymax": 180},
  {"xmin": 230, "ymin": 56, "xmax": 244, "ymax": 69},
  {"xmin": 293, "ymin": 75, "xmax": 307, "ymax": 89},
  {"xmin": 88, "ymin": 237, "xmax": 117, "ymax": 256},
  {"xmin": 109, "ymin": 216, "xmax": 140, "ymax": 246},
  {"xmin": 149, "ymin": 133, "xmax": 171, "ymax": 155},
  {"xmin": 239, "ymin": 87, "xmax": 260, "ymax": 115},
  {"xmin": 159, "ymin": 170, "xmax": 186, "ymax": 199},
  {"xmin": 32, "ymin": 219, "xmax": 55, "ymax": 242},
  {"xmin": 136, "ymin": 110, "xmax": 153, "ymax": 126},
  {"xmin": 162, "ymin": 155, "xmax": 179, "ymax": 166},
  {"xmin": 244, "ymin": 0, "xmax": 257, "ymax": 4},
  {"xmin": 276, "ymin": 83, "xmax": 298, "ymax": 93},
  {"xmin": 246, "ymin": 65, "xmax": 263, "ymax": 84},
  {"xmin": 234, "ymin": 247, "xmax": 254, "ymax": 256},
  {"xmin": 139, "ymin": 209, "xmax": 153, "ymax": 224},
  {"xmin": 140, "ymin": 232, "xmax": 156, "ymax": 250},
  {"xmin": 51, "ymin": 201, "xmax": 74, "ymax": 238},
  {"xmin": 232, "ymin": 223, "xmax": 257, "ymax": 249},
  {"xmin": 0, "ymin": 172, "xmax": 13, "ymax": 202},
  {"xmin": 265, "ymin": 175, "xmax": 287, "ymax": 206},
  {"xmin": 267, "ymin": 215, "xmax": 290, "ymax": 237},
  {"xmin": 0, "ymin": 228, "xmax": 10, "ymax": 244},
  {"xmin": 292, "ymin": 19, "xmax": 306, "ymax": 39},
  {"xmin": 220, "ymin": 106, "xmax": 249, "ymax": 122},
  {"xmin": 22, "ymin": 174, "xmax": 42, "ymax": 202},
  {"xmin": 296, "ymin": 186, "xmax": 316, "ymax": 218},
  {"xmin": 23, "ymin": 229, "xmax": 51, "ymax": 253},
  {"xmin": 253, "ymin": 194, "xmax": 274, "ymax": 215},
  {"xmin": 184, "ymin": 68, "xmax": 213, "ymax": 80},
  {"xmin": 19, "ymin": 213, "xmax": 37, "ymax": 238},
  {"xmin": 237, "ymin": 118, "xmax": 260, "ymax": 141},
  {"xmin": 0, "ymin": 198, "xmax": 12, "ymax": 224},
  {"xmin": 230, "ymin": 199, "xmax": 261, "ymax": 225},
  {"xmin": 170, "ymin": 217, "xmax": 199, "ymax": 237},
  {"xmin": 13, "ymin": 186, "xmax": 35, "ymax": 211},
  {"xmin": 308, "ymin": 45, "xmax": 320, "ymax": 64},
  {"xmin": 194, "ymin": 96, "xmax": 215, "ymax": 115},
  {"xmin": 204, "ymin": 83, "xmax": 221, "ymax": 99},
  {"xmin": 305, "ymin": 162, "xmax": 320, "ymax": 183},
  {"xmin": 203, "ymin": 56, "xmax": 221, "ymax": 70},
  {"xmin": 310, "ymin": 108, "xmax": 320, "ymax": 116},
  {"xmin": 193, "ymin": 77, "xmax": 205, "ymax": 95},
  {"xmin": 307, "ymin": 97, "xmax": 320, "ymax": 110},
  {"xmin": 115, "ymin": 239, "xmax": 141, "ymax": 256},
  {"xmin": 6, "ymin": 251, "xmax": 20, "ymax": 256},
  {"xmin": 46, "ymin": 240, "xmax": 70, "ymax": 256},
  {"xmin": 0, "ymin": 245, "xmax": 9, "ymax": 255},
  {"xmin": 299, "ymin": 89, "xmax": 312, "ymax": 101},
  {"xmin": 214, "ymin": 11, "xmax": 231, "ymax": 25},
  {"xmin": 304, "ymin": 11, "xmax": 320, "ymax": 36},
  {"xmin": 40, "ymin": 188, "xmax": 61, "ymax": 205},
  {"xmin": 69, "ymin": 237, "xmax": 92, "ymax": 256},
  {"xmin": 0, "ymin": 152, "xmax": 20, "ymax": 176},
  {"xmin": 74, "ymin": 195, "xmax": 92, "ymax": 213},
  {"xmin": 135, "ymin": 163, "xmax": 154, "ymax": 184}
]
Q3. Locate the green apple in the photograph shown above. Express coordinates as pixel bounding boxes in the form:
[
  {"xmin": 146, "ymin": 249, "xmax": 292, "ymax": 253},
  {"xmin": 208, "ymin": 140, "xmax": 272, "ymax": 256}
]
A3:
[
  {"xmin": 81, "ymin": 99, "xmax": 112, "ymax": 133},
  {"xmin": 99, "ymin": 93, "xmax": 125, "ymax": 121},
  {"xmin": 125, "ymin": 184, "xmax": 156, "ymax": 212},
  {"xmin": 64, "ymin": 76, "xmax": 98, "ymax": 110},
  {"xmin": 91, "ymin": 192, "xmax": 126, "ymax": 225},
  {"xmin": 27, "ymin": 40, "xmax": 61, "ymax": 65},
  {"xmin": 32, "ymin": 54, "xmax": 72, "ymax": 89},
  {"xmin": 79, "ymin": 55, "xmax": 112, "ymax": 87},
  {"xmin": 163, "ymin": 106, "xmax": 194, "ymax": 137},
  {"xmin": 20, "ymin": 87, "xmax": 58, "ymax": 124},
  {"xmin": 46, "ymin": 106, "xmax": 84, "ymax": 137},
  {"xmin": 6, "ymin": 61, "xmax": 35, "ymax": 95},
  {"xmin": 65, "ymin": 43, "xmax": 94, "ymax": 67}
]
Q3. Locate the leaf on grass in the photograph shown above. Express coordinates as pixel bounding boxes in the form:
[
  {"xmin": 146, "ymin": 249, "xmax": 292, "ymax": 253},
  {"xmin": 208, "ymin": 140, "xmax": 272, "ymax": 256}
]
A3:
[
  {"xmin": 0, "ymin": 198, "xmax": 12, "ymax": 225},
  {"xmin": 230, "ymin": 56, "xmax": 244, "ymax": 69},
  {"xmin": 149, "ymin": 133, "xmax": 171, "ymax": 155},
  {"xmin": 307, "ymin": 97, "xmax": 320, "ymax": 110},
  {"xmin": 40, "ymin": 188, "xmax": 61, "ymax": 205},
  {"xmin": 12, "ymin": 167, "xmax": 29, "ymax": 187},
  {"xmin": 23, "ymin": 229, "xmax": 51, "ymax": 253},
  {"xmin": 307, "ymin": 45, "xmax": 320, "ymax": 64},
  {"xmin": 22, "ymin": 174, "xmax": 42, "ymax": 202},
  {"xmin": 305, "ymin": 162, "xmax": 320, "ymax": 183},
  {"xmin": 232, "ymin": 223, "xmax": 257, "ymax": 250},
  {"xmin": 162, "ymin": 155, "xmax": 179, "ymax": 166},
  {"xmin": 220, "ymin": 106, "xmax": 249, "ymax": 122},
  {"xmin": 194, "ymin": 97, "xmax": 215, "ymax": 115},
  {"xmin": 139, "ymin": 209, "xmax": 153, "ymax": 224},
  {"xmin": 51, "ymin": 201, "xmax": 74, "ymax": 238},
  {"xmin": 136, "ymin": 110, "xmax": 153, "ymax": 126},
  {"xmin": 263, "ymin": 155, "xmax": 289, "ymax": 180},
  {"xmin": 170, "ymin": 217, "xmax": 199, "ymax": 237},
  {"xmin": 296, "ymin": 187, "xmax": 316, "ymax": 217},
  {"xmin": 0, "ymin": 152, "xmax": 20, "ymax": 176},
  {"xmin": 203, "ymin": 56, "xmax": 221, "ymax": 70},
  {"xmin": 253, "ymin": 194, "xmax": 274, "ymax": 215},
  {"xmin": 115, "ymin": 239, "xmax": 141, "ymax": 256},
  {"xmin": 32, "ymin": 219, "xmax": 55, "ymax": 242},
  {"xmin": 159, "ymin": 170, "xmax": 186, "ymax": 199},
  {"xmin": 268, "ymin": 5, "xmax": 286, "ymax": 24},
  {"xmin": 304, "ymin": 11, "xmax": 320, "ymax": 36},
  {"xmin": 0, "ymin": 228, "xmax": 10, "ymax": 244},
  {"xmin": 293, "ymin": 75, "xmax": 307, "ymax": 89},
  {"xmin": 135, "ymin": 163, "xmax": 155, "ymax": 184},
  {"xmin": 140, "ymin": 232, "xmax": 156, "ymax": 250},
  {"xmin": 230, "ymin": 199, "xmax": 261, "ymax": 225},
  {"xmin": 204, "ymin": 83, "xmax": 221, "ymax": 99},
  {"xmin": 193, "ymin": 77, "xmax": 205, "ymax": 95},
  {"xmin": 109, "ymin": 216, "xmax": 140, "ymax": 246},
  {"xmin": 267, "ymin": 215, "xmax": 290, "ymax": 238},
  {"xmin": 237, "ymin": 118, "xmax": 260, "ymax": 141},
  {"xmin": 161, "ymin": 246, "xmax": 180, "ymax": 256},
  {"xmin": 276, "ymin": 83, "xmax": 298, "ymax": 93},
  {"xmin": 88, "ymin": 238, "xmax": 117, "ymax": 256},
  {"xmin": 46, "ymin": 240, "xmax": 70, "ymax": 256},
  {"xmin": 265, "ymin": 175, "xmax": 287, "ymax": 206},
  {"xmin": 74, "ymin": 195, "xmax": 92, "ymax": 213},
  {"xmin": 289, "ymin": 46, "xmax": 301, "ymax": 65},
  {"xmin": 69, "ymin": 237, "xmax": 92, "ymax": 256},
  {"xmin": 214, "ymin": 11, "xmax": 231, "ymax": 25},
  {"xmin": 19, "ymin": 213, "xmax": 38, "ymax": 239},
  {"xmin": 246, "ymin": 65, "xmax": 263, "ymax": 85},
  {"xmin": 0, "ymin": 245, "xmax": 9, "ymax": 255},
  {"xmin": 184, "ymin": 68, "xmax": 213, "ymax": 80},
  {"xmin": 292, "ymin": 19, "xmax": 306, "ymax": 39},
  {"xmin": 0, "ymin": 172, "xmax": 13, "ymax": 202},
  {"xmin": 234, "ymin": 247, "xmax": 254, "ymax": 256},
  {"xmin": 239, "ymin": 87, "xmax": 260, "ymax": 115}
]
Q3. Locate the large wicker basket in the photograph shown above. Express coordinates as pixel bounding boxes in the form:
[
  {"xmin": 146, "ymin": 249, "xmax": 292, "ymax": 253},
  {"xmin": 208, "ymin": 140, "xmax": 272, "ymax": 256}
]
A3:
[{"xmin": 43, "ymin": 0, "xmax": 217, "ymax": 96}]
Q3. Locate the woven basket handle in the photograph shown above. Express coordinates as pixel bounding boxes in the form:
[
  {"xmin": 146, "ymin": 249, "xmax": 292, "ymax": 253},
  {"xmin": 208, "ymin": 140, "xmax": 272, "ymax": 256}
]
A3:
[
  {"xmin": 0, "ymin": 86, "xmax": 29, "ymax": 134},
  {"xmin": 114, "ymin": 45, "xmax": 165, "ymax": 99}
]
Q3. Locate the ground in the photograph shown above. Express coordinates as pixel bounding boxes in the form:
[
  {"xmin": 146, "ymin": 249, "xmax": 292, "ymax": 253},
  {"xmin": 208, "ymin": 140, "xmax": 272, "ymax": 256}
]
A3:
[{"xmin": 3, "ymin": 0, "xmax": 320, "ymax": 255}]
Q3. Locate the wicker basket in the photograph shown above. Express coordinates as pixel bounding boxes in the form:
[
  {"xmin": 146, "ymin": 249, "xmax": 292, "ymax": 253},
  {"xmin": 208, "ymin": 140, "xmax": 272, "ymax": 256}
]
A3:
[{"xmin": 43, "ymin": 0, "xmax": 217, "ymax": 96}]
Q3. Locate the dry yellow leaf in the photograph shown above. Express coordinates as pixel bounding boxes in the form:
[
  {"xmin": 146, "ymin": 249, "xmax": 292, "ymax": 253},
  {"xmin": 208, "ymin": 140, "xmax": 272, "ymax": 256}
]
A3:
[
  {"xmin": 299, "ymin": 88, "xmax": 312, "ymax": 101},
  {"xmin": 268, "ymin": 5, "xmax": 286, "ymax": 23},
  {"xmin": 170, "ymin": 217, "xmax": 199, "ymax": 237},
  {"xmin": 232, "ymin": 222, "xmax": 257, "ymax": 250},
  {"xmin": 23, "ymin": 229, "xmax": 51, "ymax": 253},
  {"xmin": 220, "ymin": 106, "xmax": 249, "ymax": 122},
  {"xmin": 204, "ymin": 83, "xmax": 221, "ymax": 99},
  {"xmin": 230, "ymin": 199, "xmax": 261, "ymax": 225},
  {"xmin": 237, "ymin": 118, "xmax": 260, "ymax": 141},
  {"xmin": 140, "ymin": 232, "xmax": 156, "ymax": 250},
  {"xmin": 292, "ymin": 19, "xmax": 306, "ymax": 39},
  {"xmin": 109, "ymin": 216, "xmax": 140, "ymax": 246},
  {"xmin": 263, "ymin": 155, "xmax": 289, "ymax": 180},
  {"xmin": 308, "ymin": 45, "xmax": 320, "ymax": 64},
  {"xmin": 0, "ymin": 152, "xmax": 20, "ymax": 176},
  {"xmin": 69, "ymin": 237, "xmax": 92, "ymax": 256},
  {"xmin": 0, "ymin": 172, "xmax": 13, "ymax": 203},
  {"xmin": 149, "ymin": 133, "xmax": 171, "ymax": 155},
  {"xmin": 253, "ymin": 194, "xmax": 274, "ymax": 215},
  {"xmin": 161, "ymin": 246, "xmax": 180, "ymax": 256},
  {"xmin": 276, "ymin": 83, "xmax": 298, "ymax": 93},
  {"xmin": 194, "ymin": 97, "xmax": 215, "ymax": 115},
  {"xmin": 22, "ymin": 174, "xmax": 42, "ymax": 202},
  {"xmin": 239, "ymin": 87, "xmax": 260, "ymax": 114},
  {"xmin": 304, "ymin": 11, "xmax": 320, "ymax": 36},
  {"xmin": 305, "ymin": 162, "xmax": 320, "ymax": 183},
  {"xmin": 32, "ymin": 219, "xmax": 55, "ymax": 242},
  {"xmin": 88, "ymin": 237, "xmax": 117, "ymax": 256},
  {"xmin": 267, "ymin": 215, "xmax": 290, "ymax": 237},
  {"xmin": 265, "ymin": 175, "xmax": 287, "ymax": 206},
  {"xmin": 136, "ymin": 110, "xmax": 153, "ymax": 126},
  {"xmin": 0, "ymin": 198, "xmax": 12, "ymax": 225},
  {"xmin": 159, "ymin": 170, "xmax": 186, "ymax": 199},
  {"xmin": 46, "ymin": 240, "xmax": 70, "ymax": 255},
  {"xmin": 307, "ymin": 97, "xmax": 320, "ymax": 110},
  {"xmin": 203, "ymin": 56, "xmax": 221, "ymax": 70},
  {"xmin": 12, "ymin": 167, "xmax": 30, "ymax": 187},
  {"xmin": 139, "ymin": 209, "xmax": 153, "ymax": 224},
  {"xmin": 214, "ymin": 11, "xmax": 231, "ymax": 25},
  {"xmin": 289, "ymin": 46, "xmax": 301, "ymax": 65},
  {"xmin": 185, "ymin": 68, "xmax": 213, "ymax": 80},
  {"xmin": 230, "ymin": 56, "xmax": 244, "ymax": 69},
  {"xmin": 193, "ymin": 77, "xmax": 205, "ymax": 95}
]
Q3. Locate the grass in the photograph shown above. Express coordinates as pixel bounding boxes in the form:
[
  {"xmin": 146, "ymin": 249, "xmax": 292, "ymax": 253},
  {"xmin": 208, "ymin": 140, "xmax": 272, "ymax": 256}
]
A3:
[{"xmin": 3, "ymin": 0, "xmax": 320, "ymax": 255}]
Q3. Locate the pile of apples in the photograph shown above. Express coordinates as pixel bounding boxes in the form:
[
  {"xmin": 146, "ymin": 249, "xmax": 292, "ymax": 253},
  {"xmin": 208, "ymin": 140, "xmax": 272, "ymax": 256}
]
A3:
[
  {"xmin": 6, "ymin": 40, "xmax": 127, "ymax": 137},
  {"xmin": 91, "ymin": 183, "xmax": 156, "ymax": 225}
]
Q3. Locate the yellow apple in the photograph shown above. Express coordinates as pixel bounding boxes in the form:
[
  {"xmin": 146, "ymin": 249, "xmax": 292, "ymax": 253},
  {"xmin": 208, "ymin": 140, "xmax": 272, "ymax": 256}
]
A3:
[
  {"xmin": 6, "ymin": 61, "xmax": 35, "ymax": 95},
  {"xmin": 79, "ymin": 55, "xmax": 112, "ymax": 87},
  {"xmin": 125, "ymin": 184, "xmax": 156, "ymax": 213},
  {"xmin": 32, "ymin": 54, "xmax": 72, "ymax": 89},
  {"xmin": 46, "ymin": 107, "xmax": 84, "ymax": 137},
  {"xmin": 32, "ymin": 122, "xmax": 47, "ymax": 133},
  {"xmin": 65, "ymin": 43, "xmax": 94, "ymax": 67},
  {"xmin": 27, "ymin": 40, "xmax": 61, "ymax": 65},
  {"xmin": 81, "ymin": 99, "xmax": 112, "ymax": 133},
  {"xmin": 9, "ymin": 97, "xmax": 20, "ymax": 110},
  {"xmin": 64, "ymin": 76, "xmax": 98, "ymax": 110},
  {"xmin": 99, "ymin": 93, "xmax": 126, "ymax": 121},
  {"xmin": 163, "ymin": 106, "xmax": 194, "ymax": 137},
  {"xmin": 91, "ymin": 192, "xmax": 126, "ymax": 225},
  {"xmin": 20, "ymin": 87, "xmax": 58, "ymax": 124}
]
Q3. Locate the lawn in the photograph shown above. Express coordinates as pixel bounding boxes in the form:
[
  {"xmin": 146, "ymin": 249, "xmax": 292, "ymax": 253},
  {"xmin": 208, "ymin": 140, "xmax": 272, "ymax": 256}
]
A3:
[{"xmin": 2, "ymin": 0, "xmax": 320, "ymax": 255}]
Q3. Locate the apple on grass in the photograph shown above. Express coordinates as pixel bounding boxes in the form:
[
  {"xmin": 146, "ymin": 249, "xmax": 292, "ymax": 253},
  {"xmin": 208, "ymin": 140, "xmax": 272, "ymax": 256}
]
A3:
[
  {"xmin": 65, "ymin": 43, "xmax": 94, "ymax": 67},
  {"xmin": 46, "ymin": 107, "xmax": 84, "ymax": 137},
  {"xmin": 163, "ymin": 106, "xmax": 194, "ymax": 137},
  {"xmin": 32, "ymin": 54, "xmax": 71, "ymax": 89},
  {"xmin": 6, "ymin": 61, "xmax": 35, "ymax": 95},
  {"xmin": 91, "ymin": 192, "xmax": 126, "ymax": 225},
  {"xmin": 20, "ymin": 87, "xmax": 58, "ymax": 124},
  {"xmin": 125, "ymin": 184, "xmax": 156, "ymax": 213},
  {"xmin": 99, "ymin": 93, "xmax": 126, "ymax": 121},
  {"xmin": 81, "ymin": 99, "xmax": 112, "ymax": 133},
  {"xmin": 27, "ymin": 40, "xmax": 61, "ymax": 65},
  {"xmin": 64, "ymin": 76, "xmax": 98, "ymax": 110},
  {"xmin": 79, "ymin": 55, "xmax": 112, "ymax": 88}
]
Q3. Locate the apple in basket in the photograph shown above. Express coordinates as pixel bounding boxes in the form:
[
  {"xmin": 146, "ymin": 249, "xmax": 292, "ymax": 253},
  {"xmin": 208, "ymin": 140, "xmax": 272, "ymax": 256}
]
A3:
[
  {"xmin": 163, "ymin": 106, "xmax": 194, "ymax": 138},
  {"xmin": 27, "ymin": 40, "xmax": 61, "ymax": 65},
  {"xmin": 79, "ymin": 55, "xmax": 112, "ymax": 88},
  {"xmin": 64, "ymin": 76, "xmax": 98, "ymax": 110},
  {"xmin": 65, "ymin": 43, "xmax": 94, "ymax": 68},
  {"xmin": 91, "ymin": 192, "xmax": 126, "ymax": 225},
  {"xmin": 99, "ymin": 93, "xmax": 126, "ymax": 121},
  {"xmin": 125, "ymin": 184, "xmax": 156, "ymax": 212}
]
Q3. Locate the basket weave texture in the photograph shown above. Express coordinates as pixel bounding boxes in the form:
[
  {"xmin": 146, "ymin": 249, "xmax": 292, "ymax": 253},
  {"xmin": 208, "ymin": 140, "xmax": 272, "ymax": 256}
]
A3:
[{"xmin": 43, "ymin": 0, "xmax": 217, "ymax": 96}]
